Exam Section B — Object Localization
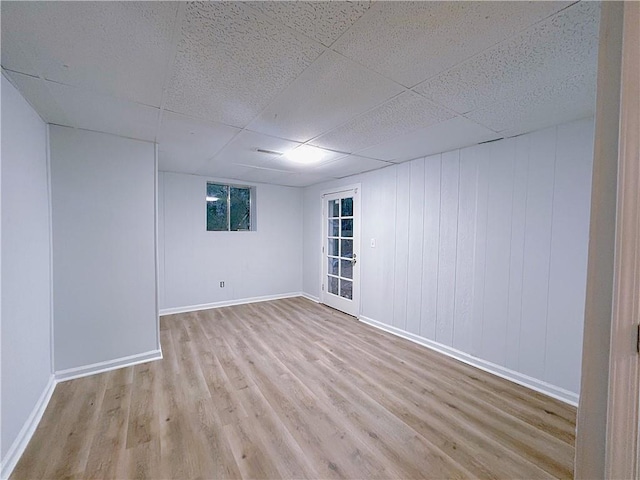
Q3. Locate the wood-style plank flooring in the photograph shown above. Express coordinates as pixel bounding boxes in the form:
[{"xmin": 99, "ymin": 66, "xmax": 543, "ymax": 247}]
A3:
[{"xmin": 12, "ymin": 297, "xmax": 577, "ymax": 479}]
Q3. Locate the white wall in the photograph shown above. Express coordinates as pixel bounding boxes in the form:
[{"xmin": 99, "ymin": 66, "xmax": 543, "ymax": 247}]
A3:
[
  {"xmin": 159, "ymin": 171, "xmax": 303, "ymax": 311},
  {"xmin": 50, "ymin": 126, "xmax": 158, "ymax": 372},
  {"xmin": 1, "ymin": 75, "xmax": 53, "ymax": 467},
  {"xmin": 303, "ymin": 118, "xmax": 594, "ymax": 397}
]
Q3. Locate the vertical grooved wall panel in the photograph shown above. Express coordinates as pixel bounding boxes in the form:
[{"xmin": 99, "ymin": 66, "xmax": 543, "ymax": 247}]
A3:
[
  {"xmin": 544, "ymin": 118, "xmax": 594, "ymax": 392},
  {"xmin": 436, "ymin": 151, "xmax": 460, "ymax": 346},
  {"xmin": 453, "ymin": 146, "xmax": 479, "ymax": 352},
  {"xmin": 393, "ymin": 163, "xmax": 411, "ymax": 330},
  {"xmin": 481, "ymin": 139, "xmax": 516, "ymax": 366},
  {"xmin": 303, "ymin": 118, "xmax": 594, "ymax": 396},
  {"xmin": 406, "ymin": 158, "xmax": 425, "ymax": 335},
  {"xmin": 519, "ymin": 127, "xmax": 557, "ymax": 380},
  {"xmin": 420, "ymin": 154, "xmax": 442, "ymax": 340},
  {"xmin": 505, "ymin": 135, "xmax": 530, "ymax": 371}
]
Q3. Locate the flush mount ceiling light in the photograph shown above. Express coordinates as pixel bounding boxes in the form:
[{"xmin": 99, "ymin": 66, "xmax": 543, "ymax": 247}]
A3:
[{"xmin": 282, "ymin": 145, "xmax": 329, "ymax": 164}]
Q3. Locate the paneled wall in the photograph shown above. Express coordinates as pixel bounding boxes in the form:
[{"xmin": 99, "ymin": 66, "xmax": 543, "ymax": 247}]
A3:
[{"xmin": 303, "ymin": 117, "xmax": 594, "ymax": 398}]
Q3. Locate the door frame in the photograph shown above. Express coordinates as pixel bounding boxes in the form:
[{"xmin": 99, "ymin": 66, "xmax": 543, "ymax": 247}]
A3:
[
  {"xmin": 605, "ymin": 1, "xmax": 640, "ymax": 478},
  {"xmin": 319, "ymin": 183, "xmax": 361, "ymax": 317}
]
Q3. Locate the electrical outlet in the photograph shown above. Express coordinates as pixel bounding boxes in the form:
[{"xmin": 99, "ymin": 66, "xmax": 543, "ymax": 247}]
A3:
[{"xmin": 220, "ymin": 281, "xmax": 225, "ymax": 288}]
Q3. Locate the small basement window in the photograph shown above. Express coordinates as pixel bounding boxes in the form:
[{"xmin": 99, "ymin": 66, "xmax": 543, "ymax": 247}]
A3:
[{"xmin": 206, "ymin": 182, "xmax": 255, "ymax": 231}]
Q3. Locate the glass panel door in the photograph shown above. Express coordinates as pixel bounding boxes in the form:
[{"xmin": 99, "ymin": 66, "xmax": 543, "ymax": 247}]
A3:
[{"xmin": 321, "ymin": 187, "xmax": 360, "ymax": 316}]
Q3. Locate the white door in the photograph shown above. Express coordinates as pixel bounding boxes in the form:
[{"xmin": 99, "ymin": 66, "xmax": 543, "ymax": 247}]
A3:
[{"xmin": 321, "ymin": 186, "xmax": 360, "ymax": 317}]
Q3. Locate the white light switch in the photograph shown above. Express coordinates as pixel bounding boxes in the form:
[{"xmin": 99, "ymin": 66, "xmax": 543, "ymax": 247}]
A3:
[{"xmin": 370, "ymin": 238, "xmax": 376, "ymax": 248}]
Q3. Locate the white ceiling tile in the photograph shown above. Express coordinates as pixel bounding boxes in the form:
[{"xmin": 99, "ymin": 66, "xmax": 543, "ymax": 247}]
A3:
[
  {"xmin": 164, "ymin": 2, "xmax": 324, "ymax": 128},
  {"xmin": 196, "ymin": 162, "xmax": 257, "ymax": 180},
  {"xmin": 357, "ymin": 116, "xmax": 499, "ymax": 163},
  {"xmin": 1, "ymin": 1, "xmax": 177, "ymax": 107},
  {"xmin": 414, "ymin": 1, "xmax": 600, "ymax": 115},
  {"xmin": 310, "ymin": 91, "xmax": 454, "ymax": 153},
  {"xmin": 243, "ymin": 1, "xmax": 372, "ymax": 47},
  {"xmin": 311, "ymin": 155, "xmax": 391, "ymax": 179},
  {"xmin": 209, "ymin": 130, "xmax": 302, "ymax": 172},
  {"xmin": 7, "ymin": 73, "xmax": 160, "ymax": 142},
  {"xmin": 333, "ymin": 1, "xmax": 572, "ymax": 87},
  {"xmin": 248, "ymin": 50, "xmax": 404, "ymax": 142},
  {"xmin": 270, "ymin": 172, "xmax": 335, "ymax": 188},
  {"xmin": 466, "ymin": 73, "xmax": 596, "ymax": 137},
  {"xmin": 157, "ymin": 112, "xmax": 240, "ymax": 173},
  {"xmin": 4, "ymin": 71, "xmax": 71, "ymax": 125}
]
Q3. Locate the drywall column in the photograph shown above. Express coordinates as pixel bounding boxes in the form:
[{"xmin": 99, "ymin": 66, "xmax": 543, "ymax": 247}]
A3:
[
  {"xmin": 1, "ymin": 74, "xmax": 53, "ymax": 476},
  {"xmin": 574, "ymin": 2, "xmax": 624, "ymax": 478},
  {"xmin": 50, "ymin": 126, "xmax": 159, "ymax": 374}
]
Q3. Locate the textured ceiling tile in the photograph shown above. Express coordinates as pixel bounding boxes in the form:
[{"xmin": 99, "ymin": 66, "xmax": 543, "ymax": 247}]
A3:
[
  {"xmin": 310, "ymin": 91, "xmax": 454, "ymax": 153},
  {"xmin": 466, "ymin": 73, "xmax": 596, "ymax": 136},
  {"xmin": 4, "ymin": 71, "xmax": 71, "ymax": 125},
  {"xmin": 210, "ymin": 130, "xmax": 302, "ymax": 171},
  {"xmin": 243, "ymin": 1, "xmax": 372, "ymax": 47},
  {"xmin": 165, "ymin": 1, "xmax": 324, "ymax": 128},
  {"xmin": 357, "ymin": 116, "xmax": 499, "ymax": 163},
  {"xmin": 247, "ymin": 50, "xmax": 404, "ymax": 142},
  {"xmin": 157, "ymin": 112, "xmax": 240, "ymax": 173},
  {"xmin": 333, "ymin": 1, "xmax": 572, "ymax": 87},
  {"xmin": 196, "ymin": 161, "xmax": 255, "ymax": 180},
  {"xmin": 311, "ymin": 155, "xmax": 391, "ymax": 178},
  {"xmin": 23, "ymin": 78, "xmax": 159, "ymax": 141},
  {"xmin": 270, "ymin": 172, "xmax": 335, "ymax": 188},
  {"xmin": 415, "ymin": 1, "xmax": 600, "ymax": 115},
  {"xmin": 1, "ymin": 1, "xmax": 177, "ymax": 107}
]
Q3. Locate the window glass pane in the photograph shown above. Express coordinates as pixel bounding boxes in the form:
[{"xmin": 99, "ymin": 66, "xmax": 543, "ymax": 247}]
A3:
[
  {"xmin": 340, "ymin": 259, "xmax": 353, "ymax": 279},
  {"xmin": 340, "ymin": 239, "xmax": 353, "ymax": 258},
  {"xmin": 328, "ymin": 276, "xmax": 339, "ymax": 295},
  {"xmin": 341, "ymin": 219, "xmax": 353, "ymax": 237},
  {"xmin": 230, "ymin": 187, "xmax": 251, "ymax": 231},
  {"xmin": 341, "ymin": 197, "xmax": 353, "ymax": 217},
  {"xmin": 340, "ymin": 279, "xmax": 353, "ymax": 299},
  {"xmin": 328, "ymin": 257, "xmax": 339, "ymax": 275},
  {"xmin": 206, "ymin": 183, "xmax": 228, "ymax": 231},
  {"xmin": 328, "ymin": 200, "xmax": 340, "ymax": 218},
  {"xmin": 329, "ymin": 219, "xmax": 339, "ymax": 237},
  {"xmin": 328, "ymin": 238, "xmax": 339, "ymax": 256}
]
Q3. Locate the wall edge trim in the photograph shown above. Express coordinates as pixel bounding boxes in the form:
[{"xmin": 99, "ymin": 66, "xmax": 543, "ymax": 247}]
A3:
[
  {"xmin": 159, "ymin": 292, "xmax": 304, "ymax": 316},
  {"xmin": 1, "ymin": 375, "xmax": 56, "ymax": 480},
  {"xmin": 54, "ymin": 349, "xmax": 163, "ymax": 383},
  {"xmin": 359, "ymin": 315, "xmax": 579, "ymax": 406}
]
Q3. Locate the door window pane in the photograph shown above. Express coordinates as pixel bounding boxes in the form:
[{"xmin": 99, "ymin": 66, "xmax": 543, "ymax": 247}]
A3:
[
  {"xmin": 329, "ymin": 219, "xmax": 339, "ymax": 237},
  {"xmin": 329, "ymin": 200, "xmax": 340, "ymax": 218},
  {"xmin": 340, "ymin": 259, "xmax": 353, "ymax": 279},
  {"xmin": 340, "ymin": 239, "xmax": 353, "ymax": 258},
  {"xmin": 328, "ymin": 257, "xmax": 339, "ymax": 276},
  {"xmin": 230, "ymin": 187, "xmax": 251, "ymax": 231},
  {"xmin": 206, "ymin": 184, "xmax": 228, "ymax": 231},
  {"xmin": 341, "ymin": 219, "xmax": 353, "ymax": 237},
  {"xmin": 328, "ymin": 276, "xmax": 339, "ymax": 295},
  {"xmin": 341, "ymin": 197, "xmax": 353, "ymax": 217},
  {"xmin": 328, "ymin": 238, "xmax": 339, "ymax": 256},
  {"xmin": 340, "ymin": 279, "xmax": 353, "ymax": 299}
]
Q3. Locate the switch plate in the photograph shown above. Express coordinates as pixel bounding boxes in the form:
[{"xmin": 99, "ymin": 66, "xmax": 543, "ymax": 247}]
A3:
[{"xmin": 370, "ymin": 238, "xmax": 376, "ymax": 248}]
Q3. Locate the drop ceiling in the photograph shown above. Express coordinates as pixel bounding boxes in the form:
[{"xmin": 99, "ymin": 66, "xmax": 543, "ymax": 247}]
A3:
[{"xmin": 1, "ymin": 1, "xmax": 600, "ymax": 187}]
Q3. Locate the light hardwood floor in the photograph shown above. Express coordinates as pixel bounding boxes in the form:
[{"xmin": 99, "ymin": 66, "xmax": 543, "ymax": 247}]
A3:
[{"xmin": 11, "ymin": 297, "xmax": 576, "ymax": 479}]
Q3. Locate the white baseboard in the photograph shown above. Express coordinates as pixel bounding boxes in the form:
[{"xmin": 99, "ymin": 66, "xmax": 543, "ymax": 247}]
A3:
[
  {"xmin": 299, "ymin": 292, "xmax": 320, "ymax": 303},
  {"xmin": 1, "ymin": 375, "xmax": 56, "ymax": 480},
  {"xmin": 359, "ymin": 315, "xmax": 579, "ymax": 406},
  {"xmin": 159, "ymin": 292, "xmax": 304, "ymax": 316},
  {"xmin": 55, "ymin": 349, "xmax": 163, "ymax": 383}
]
